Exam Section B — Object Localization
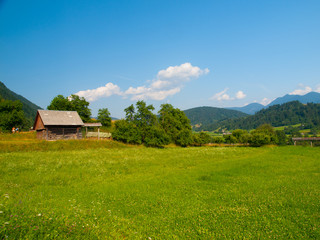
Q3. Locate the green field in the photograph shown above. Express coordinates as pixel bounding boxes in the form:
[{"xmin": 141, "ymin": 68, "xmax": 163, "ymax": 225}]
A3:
[{"xmin": 0, "ymin": 139, "xmax": 319, "ymax": 239}]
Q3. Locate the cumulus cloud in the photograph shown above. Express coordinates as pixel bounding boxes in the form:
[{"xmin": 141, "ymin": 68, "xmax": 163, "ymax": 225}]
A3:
[
  {"xmin": 290, "ymin": 85, "xmax": 312, "ymax": 95},
  {"xmin": 210, "ymin": 89, "xmax": 247, "ymax": 101},
  {"xmin": 75, "ymin": 63, "xmax": 208, "ymax": 101},
  {"xmin": 236, "ymin": 91, "xmax": 246, "ymax": 99},
  {"xmin": 210, "ymin": 88, "xmax": 232, "ymax": 101},
  {"xmin": 157, "ymin": 62, "xmax": 209, "ymax": 81},
  {"xmin": 123, "ymin": 62, "xmax": 209, "ymax": 101},
  {"xmin": 75, "ymin": 83, "xmax": 122, "ymax": 101},
  {"xmin": 129, "ymin": 87, "xmax": 181, "ymax": 101}
]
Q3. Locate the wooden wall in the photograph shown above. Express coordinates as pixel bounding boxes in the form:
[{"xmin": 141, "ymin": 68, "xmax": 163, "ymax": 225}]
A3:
[{"xmin": 36, "ymin": 127, "xmax": 82, "ymax": 140}]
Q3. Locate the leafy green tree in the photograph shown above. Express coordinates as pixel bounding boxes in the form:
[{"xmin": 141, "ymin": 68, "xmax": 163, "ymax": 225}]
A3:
[
  {"xmin": 249, "ymin": 124, "xmax": 277, "ymax": 146},
  {"xmin": 275, "ymin": 130, "xmax": 287, "ymax": 145},
  {"xmin": 224, "ymin": 134, "xmax": 237, "ymax": 144},
  {"xmin": 47, "ymin": 94, "xmax": 91, "ymax": 122},
  {"xmin": 47, "ymin": 95, "xmax": 71, "ymax": 111},
  {"xmin": 97, "ymin": 108, "xmax": 112, "ymax": 127},
  {"xmin": 176, "ymin": 129, "xmax": 193, "ymax": 147},
  {"xmin": 0, "ymin": 99, "xmax": 26, "ymax": 131},
  {"xmin": 69, "ymin": 95, "xmax": 91, "ymax": 122},
  {"xmin": 112, "ymin": 120, "xmax": 142, "ymax": 144},
  {"xmin": 144, "ymin": 125, "xmax": 170, "ymax": 148},
  {"xmin": 199, "ymin": 132, "xmax": 212, "ymax": 144},
  {"xmin": 232, "ymin": 129, "xmax": 249, "ymax": 143},
  {"xmin": 158, "ymin": 103, "xmax": 193, "ymax": 145},
  {"xmin": 249, "ymin": 132, "xmax": 271, "ymax": 147},
  {"xmin": 212, "ymin": 136, "xmax": 224, "ymax": 144},
  {"xmin": 124, "ymin": 104, "xmax": 135, "ymax": 122}
]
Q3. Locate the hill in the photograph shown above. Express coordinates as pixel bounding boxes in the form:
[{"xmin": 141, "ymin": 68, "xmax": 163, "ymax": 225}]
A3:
[
  {"xmin": 183, "ymin": 106, "xmax": 248, "ymax": 129},
  {"xmin": 0, "ymin": 81, "xmax": 42, "ymax": 120},
  {"xmin": 267, "ymin": 92, "xmax": 320, "ymax": 107},
  {"xmin": 208, "ymin": 101, "xmax": 320, "ymax": 131},
  {"xmin": 227, "ymin": 103, "xmax": 265, "ymax": 115},
  {"xmin": 226, "ymin": 92, "xmax": 320, "ymax": 115}
]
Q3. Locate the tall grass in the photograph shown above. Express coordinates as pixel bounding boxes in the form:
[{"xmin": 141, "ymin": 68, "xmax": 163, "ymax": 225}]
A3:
[{"xmin": 0, "ymin": 146, "xmax": 319, "ymax": 239}]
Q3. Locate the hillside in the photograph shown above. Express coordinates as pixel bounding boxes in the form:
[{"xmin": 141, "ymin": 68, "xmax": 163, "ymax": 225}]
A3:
[
  {"xmin": 226, "ymin": 92, "xmax": 320, "ymax": 115},
  {"xmin": 183, "ymin": 106, "xmax": 248, "ymax": 129},
  {"xmin": 207, "ymin": 101, "xmax": 320, "ymax": 131},
  {"xmin": 227, "ymin": 103, "xmax": 265, "ymax": 115},
  {"xmin": 268, "ymin": 92, "xmax": 320, "ymax": 107},
  {"xmin": 0, "ymin": 81, "xmax": 42, "ymax": 120}
]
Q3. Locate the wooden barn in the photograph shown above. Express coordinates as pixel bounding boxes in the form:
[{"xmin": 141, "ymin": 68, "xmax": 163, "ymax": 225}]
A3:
[{"xmin": 33, "ymin": 110, "xmax": 84, "ymax": 140}]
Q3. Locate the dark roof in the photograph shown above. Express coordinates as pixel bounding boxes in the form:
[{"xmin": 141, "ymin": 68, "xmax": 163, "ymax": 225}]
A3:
[{"xmin": 37, "ymin": 110, "xmax": 84, "ymax": 126}]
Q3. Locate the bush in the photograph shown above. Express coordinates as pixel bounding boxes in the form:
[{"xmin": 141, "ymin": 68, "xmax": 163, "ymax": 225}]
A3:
[
  {"xmin": 112, "ymin": 120, "xmax": 142, "ymax": 144},
  {"xmin": 249, "ymin": 132, "xmax": 271, "ymax": 147},
  {"xmin": 176, "ymin": 129, "xmax": 193, "ymax": 147},
  {"xmin": 144, "ymin": 125, "xmax": 170, "ymax": 148},
  {"xmin": 212, "ymin": 136, "xmax": 224, "ymax": 144}
]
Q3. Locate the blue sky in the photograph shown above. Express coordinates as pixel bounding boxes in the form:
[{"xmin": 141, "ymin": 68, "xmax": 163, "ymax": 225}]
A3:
[{"xmin": 1, "ymin": 0, "xmax": 320, "ymax": 118}]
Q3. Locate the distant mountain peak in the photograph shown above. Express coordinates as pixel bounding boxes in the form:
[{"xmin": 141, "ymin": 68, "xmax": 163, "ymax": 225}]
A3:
[{"xmin": 268, "ymin": 91, "xmax": 320, "ymax": 107}]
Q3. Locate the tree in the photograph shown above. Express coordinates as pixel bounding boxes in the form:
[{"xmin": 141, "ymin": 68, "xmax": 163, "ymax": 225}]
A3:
[
  {"xmin": 158, "ymin": 103, "xmax": 193, "ymax": 145},
  {"xmin": 47, "ymin": 95, "xmax": 71, "ymax": 111},
  {"xmin": 249, "ymin": 124, "xmax": 277, "ymax": 147},
  {"xmin": 176, "ymin": 129, "xmax": 193, "ymax": 147},
  {"xmin": 69, "ymin": 95, "xmax": 91, "ymax": 122},
  {"xmin": 0, "ymin": 99, "xmax": 26, "ymax": 131},
  {"xmin": 275, "ymin": 130, "xmax": 287, "ymax": 145},
  {"xmin": 224, "ymin": 134, "xmax": 237, "ymax": 144},
  {"xmin": 112, "ymin": 120, "xmax": 142, "ymax": 144},
  {"xmin": 47, "ymin": 94, "xmax": 91, "ymax": 122},
  {"xmin": 97, "ymin": 108, "xmax": 112, "ymax": 127},
  {"xmin": 133, "ymin": 101, "xmax": 157, "ymax": 141},
  {"xmin": 144, "ymin": 125, "xmax": 170, "ymax": 148},
  {"xmin": 232, "ymin": 129, "xmax": 249, "ymax": 143}
]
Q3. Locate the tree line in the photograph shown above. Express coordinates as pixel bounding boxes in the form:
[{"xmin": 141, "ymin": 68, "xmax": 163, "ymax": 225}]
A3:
[{"xmin": 2, "ymin": 93, "xmax": 314, "ymax": 147}]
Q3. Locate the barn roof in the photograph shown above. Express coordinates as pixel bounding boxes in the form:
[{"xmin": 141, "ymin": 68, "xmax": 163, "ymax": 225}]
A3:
[
  {"xmin": 83, "ymin": 123, "xmax": 102, "ymax": 127},
  {"xmin": 36, "ymin": 110, "xmax": 84, "ymax": 126}
]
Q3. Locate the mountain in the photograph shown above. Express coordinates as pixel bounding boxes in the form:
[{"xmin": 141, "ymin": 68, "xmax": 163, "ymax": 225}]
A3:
[
  {"xmin": 226, "ymin": 92, "xmax": 320, "ymax": 115},
  {"xmin": 268, "ymin": 92, "xmax": 320, "ymax": 107},
  {"xmin": 184, "ymin": 106, "xmax": 248, "ymax": 129},
  {"xmin": 0, "ymin": 81, "xmax": 42, "ymax": 120},
  {"xmin": 209, "ymin": 101, "xmax": 320, "ymax": 131},
  {"xmin": 227, "ymin": 103, "xmax": 265, "ymax": 115}
]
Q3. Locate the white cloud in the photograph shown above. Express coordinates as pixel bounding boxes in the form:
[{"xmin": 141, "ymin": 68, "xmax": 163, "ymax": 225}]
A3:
[
  {"xmin": 157, "ymin": 62, "xmax": 209, "ymax": 81},
  {"xmin": 236, "ymin": 91, "xmax": 246, "ymax": 99},
  {"xmin": 210, "ymin": 88, "xmax": 232, "ymax": 101},
  {"xmin": 210, "ymin": 89, "xmax": 247, "ymax": 101},
  {"xmin": 76, "ymin": 63, "xmax": 209, "ymax": 102},
  {"xmin": 290, "ymin": 86, "xmax": 312, "ymax": 95},
  {"xmin": 261, "ymin": 97, "xmax": 272, "ymax": 106},
  {"xmin": 130, "ymin": 87, "xmax": 181, "ymax": 101},
  {"xmin": 75, "ymin": 83, "xmax": 122, "ymax": 101}
]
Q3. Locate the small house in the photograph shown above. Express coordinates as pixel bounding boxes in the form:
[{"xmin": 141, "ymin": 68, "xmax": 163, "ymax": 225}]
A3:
[{"xmin": 33, "ymin": 110, "xmax": 84, "ymax": 140}]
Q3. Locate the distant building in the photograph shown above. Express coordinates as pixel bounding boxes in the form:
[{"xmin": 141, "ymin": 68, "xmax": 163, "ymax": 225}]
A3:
[{"xmin": 33, "ymin": 110, "xmax": 84, "ymax": 140}]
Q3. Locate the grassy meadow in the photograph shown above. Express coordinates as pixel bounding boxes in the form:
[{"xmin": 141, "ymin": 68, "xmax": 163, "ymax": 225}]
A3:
[{"xmin": 0, "ymin": 135, "xmax": 319, "ymax": 239}]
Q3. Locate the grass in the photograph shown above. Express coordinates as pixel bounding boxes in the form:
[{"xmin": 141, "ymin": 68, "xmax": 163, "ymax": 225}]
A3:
[{"xmin": 0, "ymin": 138, "xmax": 319, "ymax": 239}]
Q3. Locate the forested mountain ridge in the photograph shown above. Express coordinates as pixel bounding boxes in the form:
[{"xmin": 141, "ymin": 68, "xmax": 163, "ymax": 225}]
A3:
[
  {"xmin": 267, "ymin": 92, "xmax": 320, "ymax": 107},
  {"xmin": 226, "ymin": 92, "xmax": 320, "ymax": 115},
  {"xmin": 183, "ymin": 106, "xmax": 248, "ymax": 129},
  {"xmin": 0, "ymin": 81, "xmax": 42, "ymax": 120},
  {"xmin": 206, "ymin": 101, "xmax": 320, "ymax": 131}
]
